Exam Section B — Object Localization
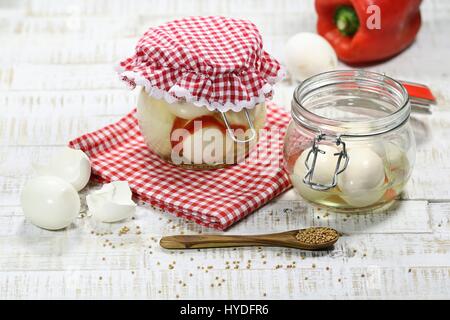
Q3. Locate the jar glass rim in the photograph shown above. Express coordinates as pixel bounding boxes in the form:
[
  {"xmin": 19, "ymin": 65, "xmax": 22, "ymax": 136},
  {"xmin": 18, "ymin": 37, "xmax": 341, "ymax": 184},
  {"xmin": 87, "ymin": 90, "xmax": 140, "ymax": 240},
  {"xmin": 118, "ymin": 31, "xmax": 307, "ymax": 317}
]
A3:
[{"xmin": 292, "ymin": 70, "xmax": 410, "ymax": 137}]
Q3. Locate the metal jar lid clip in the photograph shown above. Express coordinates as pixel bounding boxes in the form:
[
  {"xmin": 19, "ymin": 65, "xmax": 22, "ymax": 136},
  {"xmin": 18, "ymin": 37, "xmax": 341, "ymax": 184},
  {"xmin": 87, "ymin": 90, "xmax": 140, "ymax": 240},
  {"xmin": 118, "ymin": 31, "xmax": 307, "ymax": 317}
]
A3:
[
  {"xmin": 303, "ymin": 134, "xmax": 349, "ymax": 191},
  {"xmin": 219, "ymin": 109, "xmax": 257, "ymax": 143}
]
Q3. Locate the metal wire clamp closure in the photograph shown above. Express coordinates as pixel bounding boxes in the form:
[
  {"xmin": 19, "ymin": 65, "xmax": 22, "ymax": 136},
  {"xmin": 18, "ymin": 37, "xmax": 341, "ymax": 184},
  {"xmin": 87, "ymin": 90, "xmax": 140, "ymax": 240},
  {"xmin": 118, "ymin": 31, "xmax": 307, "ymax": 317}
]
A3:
[
  {"xmin": 303, "ymin": 134, "xmax": 349, "ymax": 191},
  {"xmin": 220, "ymin": 109, "xmax": 257, "ymax": 143}
]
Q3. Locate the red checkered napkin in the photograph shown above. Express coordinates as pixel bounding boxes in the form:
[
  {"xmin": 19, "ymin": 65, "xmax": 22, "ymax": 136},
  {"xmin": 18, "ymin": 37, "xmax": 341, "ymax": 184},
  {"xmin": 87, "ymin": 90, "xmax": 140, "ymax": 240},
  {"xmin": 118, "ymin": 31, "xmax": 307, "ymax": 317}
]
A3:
[
  {"xmin": 117, "ymin": 16, "xmax": 285, "ymax": 113},
  {"xmin": 69, "ymin": 103, "xmax": 292, "ymax": 230}
]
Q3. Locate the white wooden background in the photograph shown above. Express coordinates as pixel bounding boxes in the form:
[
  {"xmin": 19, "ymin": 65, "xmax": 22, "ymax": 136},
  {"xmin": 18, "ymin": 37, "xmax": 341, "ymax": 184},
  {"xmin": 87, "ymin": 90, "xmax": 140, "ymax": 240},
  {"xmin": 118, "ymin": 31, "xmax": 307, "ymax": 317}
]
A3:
[{"xmin": 1, "ymin": 0, "xmax": 450, "ymax": 300}]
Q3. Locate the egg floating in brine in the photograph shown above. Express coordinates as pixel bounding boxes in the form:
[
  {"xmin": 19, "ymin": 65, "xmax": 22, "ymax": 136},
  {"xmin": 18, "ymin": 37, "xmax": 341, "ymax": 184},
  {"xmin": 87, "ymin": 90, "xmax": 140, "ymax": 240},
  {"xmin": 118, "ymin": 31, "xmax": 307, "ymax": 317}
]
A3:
[
  {"xmin": 33, "ymin": 147, "xmax": 91, "ymax": 192},
  {"xmin": 21, "ymin": 176, "xmax": 80, "ymax": 230},
  {"xmin": 181, "ymin": 126, "xmax": 233, "ymax": 165},
  {"xmin": 137, "ymin": 90, "xmax": 176, "ymax": 158},
  {"xmin": 292, "ymin": 145, "xmax": 339, "ymax": 201},
  {"xmin": 337, "ymin": 147, "xmax": 386, "ymax": 207},
  {"xmin": 86, "ymin": 181, "xmax": 136, "ymax": 223}
]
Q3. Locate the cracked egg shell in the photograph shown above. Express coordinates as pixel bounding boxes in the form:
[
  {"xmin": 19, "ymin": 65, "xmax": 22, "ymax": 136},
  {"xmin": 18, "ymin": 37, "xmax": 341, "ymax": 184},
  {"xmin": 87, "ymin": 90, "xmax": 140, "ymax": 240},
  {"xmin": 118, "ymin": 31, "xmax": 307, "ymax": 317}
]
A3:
[
  {"xmin": 86, "ymin": 181, "xmax": 136, "ymax": 223},
  {"xmin": 21, "ymin": 176, "xmax": 80, "ymax": 230},
  {"xmin": 33, "ymin": 147, "xmax": 91, "ymax": 191}
]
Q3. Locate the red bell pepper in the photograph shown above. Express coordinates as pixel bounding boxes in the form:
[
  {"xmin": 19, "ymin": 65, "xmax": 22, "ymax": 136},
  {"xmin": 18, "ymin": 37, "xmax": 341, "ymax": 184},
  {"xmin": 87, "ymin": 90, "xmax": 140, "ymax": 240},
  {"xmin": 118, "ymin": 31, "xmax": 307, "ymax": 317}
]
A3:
[{"xmin": 315, "ymin": 0, "xmax": 422, "ymax": 64}]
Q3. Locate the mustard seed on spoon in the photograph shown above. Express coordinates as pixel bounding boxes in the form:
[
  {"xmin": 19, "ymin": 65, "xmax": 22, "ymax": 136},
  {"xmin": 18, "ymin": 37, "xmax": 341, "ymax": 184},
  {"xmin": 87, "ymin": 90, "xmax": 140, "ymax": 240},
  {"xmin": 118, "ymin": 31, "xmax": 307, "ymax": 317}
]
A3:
[
  {"xmin": 160, "ymin": 227, "xmax": 340, "ymax": 251},
  {"xmin": 295, "ymin": 227, "xmax": 340, "ymax": 245}
]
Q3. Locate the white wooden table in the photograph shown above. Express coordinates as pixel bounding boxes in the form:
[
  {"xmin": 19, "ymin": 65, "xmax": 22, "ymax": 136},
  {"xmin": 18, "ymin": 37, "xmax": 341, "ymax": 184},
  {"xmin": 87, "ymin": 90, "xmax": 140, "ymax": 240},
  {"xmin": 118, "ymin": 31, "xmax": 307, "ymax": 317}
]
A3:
[{"xmin": 1, "ymin": 0, "xmax": 450, "ymax": 299}]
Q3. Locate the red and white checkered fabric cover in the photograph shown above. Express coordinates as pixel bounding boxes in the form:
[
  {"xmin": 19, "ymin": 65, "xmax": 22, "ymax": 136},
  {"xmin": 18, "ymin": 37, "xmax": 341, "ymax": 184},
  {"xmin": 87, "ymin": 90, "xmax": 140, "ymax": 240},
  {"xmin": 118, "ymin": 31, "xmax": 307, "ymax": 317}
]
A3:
[
  {"xmin": 69, "ymin": 103, "xmax": 292, "ymax": 230},
  {"xmin": 117, "ymin": 16, "xmax": 285, "ymax": 113}
]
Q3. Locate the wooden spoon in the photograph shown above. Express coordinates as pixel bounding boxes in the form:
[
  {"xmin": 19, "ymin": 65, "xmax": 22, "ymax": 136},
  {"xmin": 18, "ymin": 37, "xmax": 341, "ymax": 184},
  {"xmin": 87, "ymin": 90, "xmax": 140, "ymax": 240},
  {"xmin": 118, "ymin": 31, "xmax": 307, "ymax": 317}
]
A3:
[{"xmin": 160, "ymin": 227, "xmax": 339, "ymax": 251}]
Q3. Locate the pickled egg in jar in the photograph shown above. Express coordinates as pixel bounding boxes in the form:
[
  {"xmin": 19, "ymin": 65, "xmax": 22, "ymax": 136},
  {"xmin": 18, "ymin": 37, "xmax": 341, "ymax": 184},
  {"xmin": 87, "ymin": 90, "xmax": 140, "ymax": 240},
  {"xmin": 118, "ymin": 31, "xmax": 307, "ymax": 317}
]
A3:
[
  {"xmin": 117, "ymin": 17, "xmax": 284, "ymax": 170},
  {"xmin": 283, "ymin": 70, "xmax": 416, "ymax": 212},
  {"xmin": 137, "ymin": 88, "xmax": 267, "ymax": 169}
]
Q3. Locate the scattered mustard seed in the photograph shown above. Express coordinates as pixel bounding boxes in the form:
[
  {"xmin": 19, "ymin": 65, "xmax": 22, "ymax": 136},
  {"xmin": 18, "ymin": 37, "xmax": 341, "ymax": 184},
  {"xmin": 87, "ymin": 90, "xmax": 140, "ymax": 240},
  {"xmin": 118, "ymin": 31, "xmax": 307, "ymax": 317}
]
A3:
[{"xmin": 118, "ymin": 226, "xmax": 130, "ymax": 236}]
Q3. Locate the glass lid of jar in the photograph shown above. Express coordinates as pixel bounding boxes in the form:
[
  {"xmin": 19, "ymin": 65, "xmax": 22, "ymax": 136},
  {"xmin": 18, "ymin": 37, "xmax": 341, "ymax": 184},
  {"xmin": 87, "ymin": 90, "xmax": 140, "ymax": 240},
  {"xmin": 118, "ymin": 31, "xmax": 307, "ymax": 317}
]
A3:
[{"xmin": 292, "ymin": 70, "xmax": 410, "ymax": 137}]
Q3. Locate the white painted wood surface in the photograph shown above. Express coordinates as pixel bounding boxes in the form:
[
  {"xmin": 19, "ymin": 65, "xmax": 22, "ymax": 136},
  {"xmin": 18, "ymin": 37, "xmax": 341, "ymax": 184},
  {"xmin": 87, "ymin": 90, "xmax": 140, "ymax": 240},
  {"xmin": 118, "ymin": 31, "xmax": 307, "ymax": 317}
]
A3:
[{"xmin": 1, "ymin": 0, "xmax": 450, "ymax": 299}]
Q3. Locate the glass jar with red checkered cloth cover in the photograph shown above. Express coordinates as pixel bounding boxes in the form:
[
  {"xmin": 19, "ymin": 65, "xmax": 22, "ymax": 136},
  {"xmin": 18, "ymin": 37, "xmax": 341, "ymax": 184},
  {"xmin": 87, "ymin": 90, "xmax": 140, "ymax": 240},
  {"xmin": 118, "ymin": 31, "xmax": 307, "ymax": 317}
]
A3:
[{"xmin": 117, "ymin": 16, "xmax": 284, "ymax": 169}]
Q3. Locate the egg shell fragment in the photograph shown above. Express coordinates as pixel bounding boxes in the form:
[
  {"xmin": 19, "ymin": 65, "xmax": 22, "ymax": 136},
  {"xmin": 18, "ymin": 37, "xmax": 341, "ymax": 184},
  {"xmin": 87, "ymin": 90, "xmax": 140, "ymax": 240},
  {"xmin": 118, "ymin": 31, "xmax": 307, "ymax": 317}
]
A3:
[
  {"xmin": 33, "ymin": 147, "xmax": 91, "ymax": 191},
  {"xmin": 86, "ymin": 181, "xmax": 136, "ymax": 223},
  {"xmin": 21, "ymin": 176, "xmax": 80, "ymax": 230}
]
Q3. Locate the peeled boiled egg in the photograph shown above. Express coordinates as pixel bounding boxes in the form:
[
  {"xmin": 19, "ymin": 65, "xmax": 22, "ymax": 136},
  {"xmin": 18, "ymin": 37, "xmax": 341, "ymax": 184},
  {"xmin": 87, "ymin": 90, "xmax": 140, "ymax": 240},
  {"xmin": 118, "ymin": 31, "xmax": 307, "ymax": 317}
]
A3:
[
  {"xmin": 137, "ymin": 89, "xmax": 176, "ymax": 158},
  {"xmin": 21, "ymin": 176, "xmax": 80, "ymax": 230},
  {"xmin": 292, "ymin": 145, "xmax": 339, "ymax": 201},
  {"xmin": 384, "ymin": 142, "xmax": 406, "ymax": 171},
  {"xmin": 86, "ymin": 181, "xmax": 136, "ymax": 223},
  {"xmin": 165, "ymin": 100, "xmax": 213, "ymax": 120},
  {"xmin": 285, "ymin": 32, "xmax": 337, "ymax": 82},
  {"xmin": 182, "ymin": 126, "xmax": 233, "ymax": 165},
  {"xmin": 33, "ymin": 147, "xmax": 91, "ymax": 191},
  {"xmin": 337, "ymin": 148, "xmax": 386, "ymax": 207}
]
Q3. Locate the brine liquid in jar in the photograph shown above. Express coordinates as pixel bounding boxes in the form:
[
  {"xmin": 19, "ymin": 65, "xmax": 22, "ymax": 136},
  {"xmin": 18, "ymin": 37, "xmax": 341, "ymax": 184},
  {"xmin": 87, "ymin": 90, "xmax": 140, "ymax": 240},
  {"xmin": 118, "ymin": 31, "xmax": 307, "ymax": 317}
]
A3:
[
  {"xmin": 284, "ymin": 70, "xmax": 416, "ymax": 212},
  {"xmin": 137, "ymin": 89, "xmax": 267, "ymax": 170}
]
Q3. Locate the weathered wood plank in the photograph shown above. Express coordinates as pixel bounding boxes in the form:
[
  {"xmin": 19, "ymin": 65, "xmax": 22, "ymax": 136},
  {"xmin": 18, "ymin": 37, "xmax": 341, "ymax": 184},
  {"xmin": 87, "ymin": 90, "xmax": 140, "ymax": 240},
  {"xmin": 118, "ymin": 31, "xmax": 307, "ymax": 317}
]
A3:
[
  {"xmin": 1, "ymin": 0, "xmax": 450, "ymax": 300},
  {"xmin": 0, "ymin": 90, "xmax": 136, "ymax": 116},
  {"xmin": 1, "ymin": 266, "xmax": 449, "ymax": 299}
]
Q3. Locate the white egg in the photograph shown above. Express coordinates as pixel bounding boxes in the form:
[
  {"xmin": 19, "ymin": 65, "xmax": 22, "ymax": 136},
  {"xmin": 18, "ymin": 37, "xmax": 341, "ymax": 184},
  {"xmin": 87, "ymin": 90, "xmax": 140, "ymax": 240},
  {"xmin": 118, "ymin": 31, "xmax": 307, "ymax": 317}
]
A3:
[
  {"xmin": 384, "ymin": 143, "xmax": 406, "ymax": 170},
  {"xmin": 33, "ymin": 147, "xmax": 91, "ymax": 191},
  {"xmin": 21, "ymin": 176, "xmax": 80, "ymax": 230},
  {"xmin": 292, "ymin": 145, "xmax": 339, "ymax": 201},
  {"xmin": 86, "ymin": 181, "xmax": 136, "ymax": 223},
  {"xmin": 340, "ymin": 189, "xmax": 386, "ymax": 208},
  {"xmin": 337, "ymin": 148, "xmax": 386, "ymax": 207},
  {"xmin": 182, "ymin": 126, "xmax": 233, "ymax": 165},
  {"xmin": 137, "ymin": 89, "xmax": 176, "ymax": 158},
  {"xmin": 285, "ymin": 32, "xmax": 337, "ymax": 82},
  {"xmin": 165, "ymin": 100, "xmax": 213, "ymax": 120}
]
